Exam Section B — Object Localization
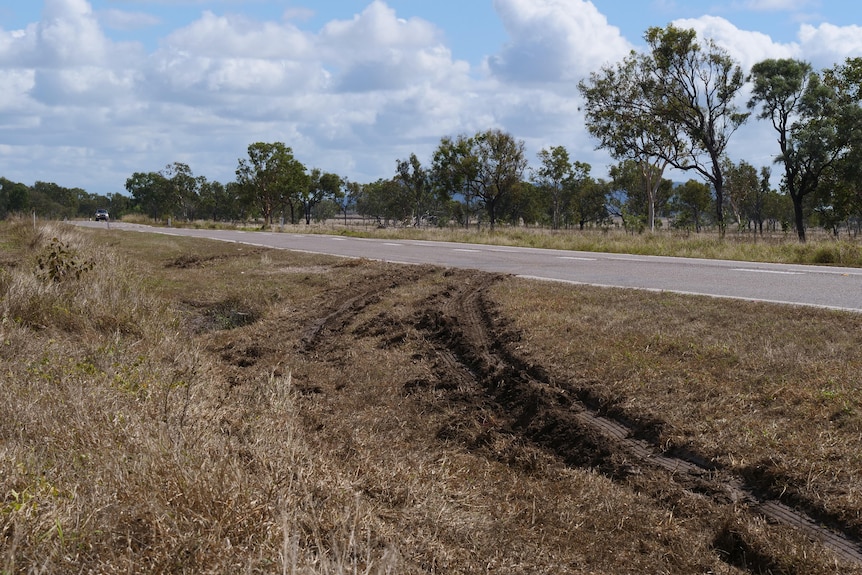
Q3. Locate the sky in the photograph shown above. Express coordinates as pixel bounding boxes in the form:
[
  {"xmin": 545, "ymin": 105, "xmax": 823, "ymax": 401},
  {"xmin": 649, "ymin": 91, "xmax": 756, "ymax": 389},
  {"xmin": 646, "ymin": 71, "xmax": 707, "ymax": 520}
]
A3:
[{"xmin": 2, "ymin": 0, "xmax": 862, "ymax": 197}]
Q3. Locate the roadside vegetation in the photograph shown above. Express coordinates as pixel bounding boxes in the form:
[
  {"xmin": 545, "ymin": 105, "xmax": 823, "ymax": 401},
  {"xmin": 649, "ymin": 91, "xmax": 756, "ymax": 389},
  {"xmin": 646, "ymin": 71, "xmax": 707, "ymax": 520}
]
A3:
[
  {"xmin": 128, "ymin": 214, "xmax": 862, "ymax": 267},
  {"xmin": 8, "ymin": 35, "xmax": 862, "ymax": 248},
  {"xmin": 2, "ymin": 219, "xmax": 862, "ymax": 573}
]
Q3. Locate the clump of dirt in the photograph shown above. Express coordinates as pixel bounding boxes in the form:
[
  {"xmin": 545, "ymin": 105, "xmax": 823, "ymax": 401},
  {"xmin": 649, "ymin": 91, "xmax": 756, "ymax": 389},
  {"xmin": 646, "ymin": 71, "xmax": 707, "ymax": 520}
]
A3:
[{"xmin": 185, "ymin": 297, "xmax": 260, "ymax": 333}]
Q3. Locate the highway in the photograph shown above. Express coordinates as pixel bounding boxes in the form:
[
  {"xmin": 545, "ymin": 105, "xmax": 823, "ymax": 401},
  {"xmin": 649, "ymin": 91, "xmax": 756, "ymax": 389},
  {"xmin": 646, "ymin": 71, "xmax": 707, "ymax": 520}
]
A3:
[{"xmin": 75, "ymin": 221, "xmax": 862, "ymax": 312}]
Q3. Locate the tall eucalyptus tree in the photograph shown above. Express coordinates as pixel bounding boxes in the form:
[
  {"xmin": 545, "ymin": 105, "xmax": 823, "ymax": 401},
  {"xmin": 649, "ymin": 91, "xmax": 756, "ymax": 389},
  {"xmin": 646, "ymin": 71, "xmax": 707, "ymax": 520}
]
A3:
[
  {"xmin": 236, "ymin": 142, "xmax": 305, "ymax": 226},
  {"xmin": 644, "ymin": 25, "xmax": 748, "ymax": 233},
  {"xmin": 749, "ymin": 58, "xmax": 861, "ymax": 241},
  {"xmin": 579, "ymin": 49, "xmax": 678, "ymax": 232}
]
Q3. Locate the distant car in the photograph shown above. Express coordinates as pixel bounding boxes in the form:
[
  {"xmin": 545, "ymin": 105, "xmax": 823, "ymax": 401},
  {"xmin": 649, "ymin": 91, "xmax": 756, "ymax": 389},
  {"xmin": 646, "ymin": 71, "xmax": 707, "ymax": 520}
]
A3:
[{"xmin": 95, "ymin": 209, "xmax": 109, "ymax": 221}]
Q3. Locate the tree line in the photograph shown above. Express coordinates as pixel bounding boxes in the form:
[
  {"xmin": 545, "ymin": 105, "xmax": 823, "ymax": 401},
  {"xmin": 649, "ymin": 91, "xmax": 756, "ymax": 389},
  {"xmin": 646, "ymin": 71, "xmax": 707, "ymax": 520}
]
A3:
[{"xmin": 5, "ymin": 25, "xmax": 862, "ymax": 241}]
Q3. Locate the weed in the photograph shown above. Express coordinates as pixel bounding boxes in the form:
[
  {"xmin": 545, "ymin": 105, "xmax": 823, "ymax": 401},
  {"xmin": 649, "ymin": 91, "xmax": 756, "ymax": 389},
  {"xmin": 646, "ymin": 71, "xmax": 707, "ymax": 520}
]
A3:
[{"xmin": 35, "ymin": 237, "xmax": 94, "ymax": 283}]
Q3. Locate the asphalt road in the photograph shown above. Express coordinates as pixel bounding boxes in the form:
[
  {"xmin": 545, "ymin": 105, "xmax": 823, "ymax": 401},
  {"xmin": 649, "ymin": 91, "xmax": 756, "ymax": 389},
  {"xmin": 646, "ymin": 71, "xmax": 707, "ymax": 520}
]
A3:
[{"xmin": 76, "ymin": 221, "xmax": 862, "ymax": 312}]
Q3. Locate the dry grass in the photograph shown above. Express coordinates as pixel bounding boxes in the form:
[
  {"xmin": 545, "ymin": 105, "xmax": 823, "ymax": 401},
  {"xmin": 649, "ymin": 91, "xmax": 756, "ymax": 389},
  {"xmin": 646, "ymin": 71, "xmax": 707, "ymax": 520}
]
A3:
[
  {"xmin": 492, "ymin": 279, "xmax": 862, "ymax": 540},
  {"xmin": 150, "ymin": 217, "xmax": 862, "ymax": 267},
  {"xmin": 0, "ymin": 221, "xmax": 400, "ymax": 573},
  {"xmin": 2, "ymin": 218, "xmax": 861, "ymax": 573}
]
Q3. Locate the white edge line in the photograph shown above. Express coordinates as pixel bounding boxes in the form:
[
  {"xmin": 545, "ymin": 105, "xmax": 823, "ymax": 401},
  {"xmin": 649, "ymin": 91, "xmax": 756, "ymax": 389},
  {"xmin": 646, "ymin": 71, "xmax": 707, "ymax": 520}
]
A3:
[
  {"xmin": 90, "ymin": 225, "xmax": 862, "ymax": 313},
  {"xmin": 516, "ymin": 274, "xmax": 862, "ymax": 314},
  {"xmin": 732, "ymin": 268, "xmax": 803, "ymax": 275}
]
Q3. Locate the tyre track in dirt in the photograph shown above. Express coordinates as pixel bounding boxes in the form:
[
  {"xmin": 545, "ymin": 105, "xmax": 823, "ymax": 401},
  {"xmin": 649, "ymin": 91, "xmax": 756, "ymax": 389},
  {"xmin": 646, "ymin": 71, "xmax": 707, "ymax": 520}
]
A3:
[
  {"xmin": 289, "ymin": 265, "xmax": 862, "ymax": 569},
  {"xmin": 413, "ymin": 271, "xmax": 862, "ymax": 569},
  {"xmin": 298, "ymin": 265, "xmax": 438, "ymax": 355}
]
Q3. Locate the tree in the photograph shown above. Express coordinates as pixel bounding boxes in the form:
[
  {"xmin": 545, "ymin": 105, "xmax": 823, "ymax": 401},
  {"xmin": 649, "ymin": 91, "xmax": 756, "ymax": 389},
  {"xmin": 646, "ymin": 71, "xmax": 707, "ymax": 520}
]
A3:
[
  {"xmin": 609, "ymin": 159, "xmax": 673, "ymax": 231},
  {"xmin": 748, "ymin": 59, "xmax": 815, "ymax": 241},
  {"xmin": 396, "ymin": 153, "xmax": 433, "ymax": 227},
  {"xmin": 0, "ymin": 178, "xmax": 29, "ymax": 216},
  {"xmin": 30, "ymin": 181, "xmax": 78, "ymax": 219},
  {"xmin": 533, "ymin": 146, "xmax": 573, "ymax": 229},
  {"xmin": 198, "ymin": 178, "xmax": 236, "ymax": 221},
  {"xmin": 432, "ymin": 134, "xmax": 481, "ymax": 228},
  {"xmin": 99, "ymin": 192, "xmax": 131, "ymax": 221},
  {"xmin": 722, "ymin": 158, "xmax": 759, "ymax": 228},
  {"xmin": 500, "ymin": 180, "xmax": 544, "ymax": 226},
  {"xmin": 748, "ymin": 58, "xmax": 860, "ymax": 241},
  {"xmin": 355, "ymin": 178, "xmax": 408, "ymax": 226},
  {"xmin": 823, "ymin": 57, "xmax": 862, "ymax": 236},
  {"xmin": 431, "ymin": 130, "xmax": 526, "ymax": 230},
  {"xmin": 236, "ymin": 142, "xmax": 305, "ymax": 226},
  {"xmin": 644, "ymin": 25, "xmax": 749, "ymax": 233},
  {"xmin": 470, "ymin": 129, "xmax": 527, "ymax": 230},
  {"xmin": 338, "ymin": 180, "xmax": 361, "ymax": 224},
  {"xmin": 748, "ymin": 166, "xmax": 772, "ymax": 235},
  {"xmin": 301, "ymin": 170, "xmax": 341, "ymax": 225},
  {"xmin": 126, "ymin": 171, "xmax": 169, "ymax": 220},
  {"xmin": 671, "ymin": 180, "xmax": 713, "ymax": 232},
  {"xmin": 579, "ymin": 50, "xmax": 679, "ymax": 232},
  {"xmin": 568, "ymin": 165, "xmax": 610, "ymax": 229},
  {"xmin": 161, "ymin": 162, "xmax": 198, "ymax": 221}
]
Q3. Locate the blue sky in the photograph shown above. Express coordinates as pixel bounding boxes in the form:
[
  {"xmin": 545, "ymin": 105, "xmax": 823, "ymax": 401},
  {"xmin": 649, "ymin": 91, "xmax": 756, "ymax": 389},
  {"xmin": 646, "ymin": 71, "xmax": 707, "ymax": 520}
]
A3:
[{"xmin": 2, "ymin": 0, "xmax": 862, "ymax": 197}]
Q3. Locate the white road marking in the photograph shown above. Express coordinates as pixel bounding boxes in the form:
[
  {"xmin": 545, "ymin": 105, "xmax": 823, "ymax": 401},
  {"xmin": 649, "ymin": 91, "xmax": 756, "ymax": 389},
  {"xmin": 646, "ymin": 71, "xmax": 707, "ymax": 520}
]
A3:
[
  {"xmin": 732, "ymin": 268, "xmax": 804, "ymax": 275},
  {"xmin": 559, "ymin": 256, "xmax": 598, "ymax": 261}
]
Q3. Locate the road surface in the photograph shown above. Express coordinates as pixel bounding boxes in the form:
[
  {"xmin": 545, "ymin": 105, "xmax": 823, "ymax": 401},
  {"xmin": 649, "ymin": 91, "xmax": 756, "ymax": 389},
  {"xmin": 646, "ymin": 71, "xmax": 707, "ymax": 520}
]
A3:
[{"xmin": 75, "ymin": 221, "xmax": 862, "ymax": 312}]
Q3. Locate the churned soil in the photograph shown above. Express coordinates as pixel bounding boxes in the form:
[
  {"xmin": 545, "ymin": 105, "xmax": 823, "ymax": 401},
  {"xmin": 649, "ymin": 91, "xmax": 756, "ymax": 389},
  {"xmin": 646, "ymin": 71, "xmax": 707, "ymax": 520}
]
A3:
[{"xmin": 191, "ymin": 252, "xmax": 862, "ymax": 574}]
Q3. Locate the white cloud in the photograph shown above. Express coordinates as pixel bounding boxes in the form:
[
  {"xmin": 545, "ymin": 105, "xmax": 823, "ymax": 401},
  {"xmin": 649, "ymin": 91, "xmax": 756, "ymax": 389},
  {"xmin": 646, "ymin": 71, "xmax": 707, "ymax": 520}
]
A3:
[
  {"xmin": 161, "ymin": 11, "xmax": 312, "ymax": 59},
  {"xmin": 319, "ymin": 1, "xmax": 468, "ymax": 93},
  {"xmin": 672, "ymin": 15, "xmax": 798, "ymax": 71},
  {"xmin": 36, "ymin": 0, "xmax": 112, "ymax": 66},
  {"xmin": 673, "ymin": 14, "xmax": 861, "ymax": 72},
  {"xmin": 798, "ymin": 23, "xmax": 862, "ymax": 68},
  {"xmin": 4, "ymin": 0, "xmax": 862, "ymax": 197},
  {"xmin": 99, "ymin": 8, "xmax": 161, "ymax": 31},
  {"xmin": 31, "ymin": 66, "xmax": 140, "ymax": 105},
  {"xmin": 320, "ymin": 1, "xmax": 440, "ymax": 55},
  {"xmin": 488, "ymin": 0, "xmax": 633, "ymax": 83}
]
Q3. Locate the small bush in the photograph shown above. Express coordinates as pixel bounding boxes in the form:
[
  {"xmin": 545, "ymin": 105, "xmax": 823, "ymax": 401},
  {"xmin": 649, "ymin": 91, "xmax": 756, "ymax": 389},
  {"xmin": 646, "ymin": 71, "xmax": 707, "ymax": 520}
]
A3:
[{"xmin": 35, "ymin": 237, "xmax": 94, "ymax": 283}]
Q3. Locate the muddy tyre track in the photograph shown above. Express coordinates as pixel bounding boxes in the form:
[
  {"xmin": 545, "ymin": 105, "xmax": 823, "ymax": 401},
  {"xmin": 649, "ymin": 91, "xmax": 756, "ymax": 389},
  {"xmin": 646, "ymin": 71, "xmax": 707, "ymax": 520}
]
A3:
[
  {"xmin": 415, "ymin": 272, "xmax": 862, "ymax": 568},
  {"xmin": 298, "ymin": 265, "xmax": 439, "ymax": 355}
]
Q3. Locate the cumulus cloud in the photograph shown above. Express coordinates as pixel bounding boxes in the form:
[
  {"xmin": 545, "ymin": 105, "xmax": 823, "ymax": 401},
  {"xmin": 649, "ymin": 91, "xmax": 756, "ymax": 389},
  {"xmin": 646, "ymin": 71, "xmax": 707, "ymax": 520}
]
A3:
[
  {"xmin": 99, "ymin": 8, "xmax": 160, "ymax": 31},
  {"xmin": 673, "ymin": 14, "xmax": 860, "ymax": 72},
  {"xmin": 798, "ymin": 23, "xmax": 862, "ymax": 68},
  {"xmin": 487, "ymin": 0, "xmax": 632, "ymax": 83},
  {"xmin": 3, "ymin": 0, "xmax": 862, "ymax": 196},
  {"xmin": 161, "ymin": 11, "xmax": 312, "ymax": 59},
  {"xmin": 148, "ymin": 13, "xmax": 325, "ymax": 103},
  {"xmin": 320, "ymin": 1, "xmax": 469, "ymax": 93},
  {"xmin": 34, "ymin": 0, "xmax": 112, "ymax": 66},
  {"xmin": 672, "ymin": 15, "xmax": 798, "ymax": 71}
]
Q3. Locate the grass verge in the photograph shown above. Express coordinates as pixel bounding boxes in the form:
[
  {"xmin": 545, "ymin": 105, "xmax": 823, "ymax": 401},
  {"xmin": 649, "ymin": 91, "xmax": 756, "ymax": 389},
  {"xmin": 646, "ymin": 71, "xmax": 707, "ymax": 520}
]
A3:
[{"xmin": 2, "ymin": 218, "xmax": 861, "ymax": 573}]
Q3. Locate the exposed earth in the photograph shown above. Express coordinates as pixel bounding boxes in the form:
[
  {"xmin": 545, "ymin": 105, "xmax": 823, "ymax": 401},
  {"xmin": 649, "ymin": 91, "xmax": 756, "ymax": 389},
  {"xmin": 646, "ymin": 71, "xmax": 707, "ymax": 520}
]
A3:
[{"xmin": 180, "ymin": 248, "xmax": 862, "ymax": 574}]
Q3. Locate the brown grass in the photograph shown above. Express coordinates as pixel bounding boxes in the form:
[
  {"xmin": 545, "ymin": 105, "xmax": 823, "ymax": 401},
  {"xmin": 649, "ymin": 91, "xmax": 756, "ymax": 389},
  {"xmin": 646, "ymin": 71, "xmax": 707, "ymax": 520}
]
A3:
[
  {"xmin": 2, "ymin": 218, "xmax": 861, "ymax": 573},
  {"xmin": 149, "ymin": 216, "xmax": 862, "ymax": 267},
  {"xmin": 491, "ymin": 280, "xmax": 862, "ymax": 543}
]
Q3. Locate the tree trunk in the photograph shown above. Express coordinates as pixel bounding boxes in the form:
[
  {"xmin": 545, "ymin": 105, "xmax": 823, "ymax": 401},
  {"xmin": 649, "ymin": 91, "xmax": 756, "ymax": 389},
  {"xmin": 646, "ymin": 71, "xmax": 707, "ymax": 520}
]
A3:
[{"xmin": 793, "ymin": 195, "xmax": 807, "ymax": 242}]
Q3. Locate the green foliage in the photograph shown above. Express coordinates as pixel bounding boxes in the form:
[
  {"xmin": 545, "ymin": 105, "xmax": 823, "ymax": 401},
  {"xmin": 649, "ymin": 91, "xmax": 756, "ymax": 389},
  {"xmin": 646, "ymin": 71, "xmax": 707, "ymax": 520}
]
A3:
[
  {"xmin": 236, "ymin": 142, "xmax": 308, "ymax": 226},
  {"xmin": 427, "ymin": 129, "xmax": 527, "ymax": 230},
  {"xmin": 35, "ymin": 238, "xmax": 94, "ymax": 284}
]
